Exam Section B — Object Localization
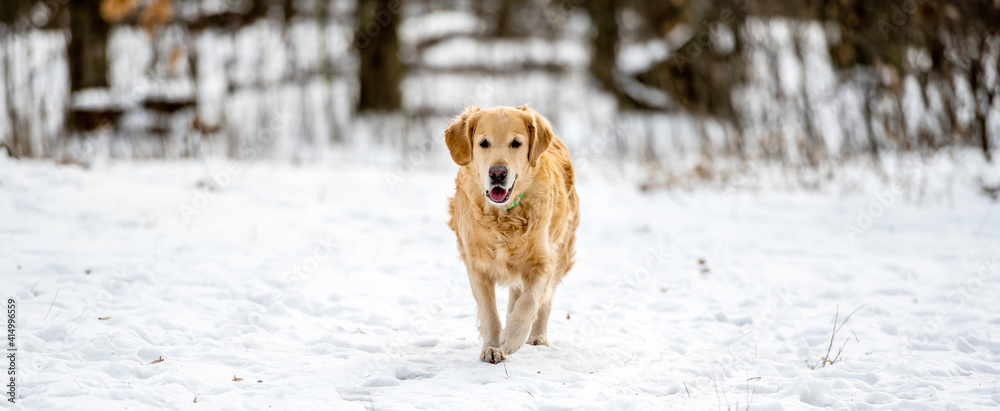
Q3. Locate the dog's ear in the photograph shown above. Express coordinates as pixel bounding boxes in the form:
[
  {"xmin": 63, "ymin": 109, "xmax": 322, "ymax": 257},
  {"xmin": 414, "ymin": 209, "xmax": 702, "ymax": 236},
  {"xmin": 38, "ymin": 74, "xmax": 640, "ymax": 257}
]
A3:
[
  {"xmin": 519, "ymin": 106, "xmax": 553, "ymax": 167},
  {"xmin": 445, "ymin": 106, "xmax": 480, "ymax": 166}
]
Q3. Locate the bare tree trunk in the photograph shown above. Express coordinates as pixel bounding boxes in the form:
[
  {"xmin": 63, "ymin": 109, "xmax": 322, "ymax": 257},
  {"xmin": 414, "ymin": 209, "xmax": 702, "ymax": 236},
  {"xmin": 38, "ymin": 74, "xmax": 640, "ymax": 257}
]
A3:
[
  {"xmin": 0, "ymin": 1, "xmax": 36, "ymax": 25},
  {"xmin": 863, "ymin": 85, "xmax": 880, "ymax": 162},
  {"xmin": 969, "ymin": 49, "xmax": 992, "ymax": 162},
  {"xmin": 2, "ymin": 37, "xmax": 20, "ymax": 158},
  {"xmin": 976, "ymin": 108, "xmax": 991, "ymax": 162},
  {"xmin": 69, "ymin": 0, "xmax": 109, "ymax": 91},
  {"xmin": 794, "ymin": 26, "xmax": 820, "ymax": 166},
  {"xmin": 583, "ymin": 0, "xmax": 635, "ymax": 109},
  {"xmin": 493, "ymin": 0, "xmax": 516, "ymax": 37},
  {"xmin": 355, "ymin": 0, "xmax": 402, "ymax": 112}
]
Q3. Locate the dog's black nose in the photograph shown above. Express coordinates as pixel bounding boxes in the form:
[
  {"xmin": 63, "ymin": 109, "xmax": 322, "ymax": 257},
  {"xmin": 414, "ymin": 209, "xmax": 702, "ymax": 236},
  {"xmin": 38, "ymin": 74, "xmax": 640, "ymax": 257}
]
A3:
[{"xmin": 489, "ymin": 165, "xmax": 507, "ymax": 183}]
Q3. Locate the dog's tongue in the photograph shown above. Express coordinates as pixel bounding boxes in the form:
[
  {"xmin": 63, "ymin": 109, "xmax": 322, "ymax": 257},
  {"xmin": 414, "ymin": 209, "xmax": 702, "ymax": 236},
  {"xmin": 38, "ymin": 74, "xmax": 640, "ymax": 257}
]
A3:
[{"xmin": 489, "ymin": 187, "xmax": 508, "ymax": 202}]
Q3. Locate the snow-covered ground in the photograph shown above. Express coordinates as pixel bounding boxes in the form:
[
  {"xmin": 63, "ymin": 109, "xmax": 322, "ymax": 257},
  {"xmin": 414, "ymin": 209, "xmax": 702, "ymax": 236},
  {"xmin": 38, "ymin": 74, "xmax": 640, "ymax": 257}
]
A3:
[{"xmin": 1, "ymin": 152, "xmax": 999, "ymax": 410}]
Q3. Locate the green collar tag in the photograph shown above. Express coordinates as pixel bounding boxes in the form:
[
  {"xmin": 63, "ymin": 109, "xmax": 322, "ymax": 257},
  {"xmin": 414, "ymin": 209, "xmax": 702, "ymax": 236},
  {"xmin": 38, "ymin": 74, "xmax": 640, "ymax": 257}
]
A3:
[
  {"xmin": 482, "ymin": 190, "xmax": 525, "ymax": 211},
  {"xmin": 503, "ymin": 191, "xmax": 525, "ymax": 211}
]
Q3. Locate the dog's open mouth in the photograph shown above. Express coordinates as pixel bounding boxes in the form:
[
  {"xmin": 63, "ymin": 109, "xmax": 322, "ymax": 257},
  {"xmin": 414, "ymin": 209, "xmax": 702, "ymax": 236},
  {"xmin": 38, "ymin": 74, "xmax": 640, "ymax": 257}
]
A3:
[{"xmin": 488, "ymin": 186, "xmax": 511, "ymax": 203}]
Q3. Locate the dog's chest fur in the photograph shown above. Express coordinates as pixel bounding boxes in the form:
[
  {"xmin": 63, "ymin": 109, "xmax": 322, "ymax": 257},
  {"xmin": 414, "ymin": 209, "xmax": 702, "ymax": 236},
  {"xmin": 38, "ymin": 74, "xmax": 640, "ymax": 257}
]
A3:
[
  {"xmin": 468, "ymin": 212, "xmax": 537, "ymax": 283},
  {"xmin": 448, "ymin": 192, "xmax": 544, "ymax": 286}
]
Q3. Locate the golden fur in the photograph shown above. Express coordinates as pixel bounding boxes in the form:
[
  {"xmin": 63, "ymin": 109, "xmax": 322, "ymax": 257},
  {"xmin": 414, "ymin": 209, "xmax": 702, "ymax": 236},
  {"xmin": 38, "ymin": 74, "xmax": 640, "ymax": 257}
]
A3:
[{"xmin": 446, "ymin": 105, "xmax": 579, "ymax": 363}]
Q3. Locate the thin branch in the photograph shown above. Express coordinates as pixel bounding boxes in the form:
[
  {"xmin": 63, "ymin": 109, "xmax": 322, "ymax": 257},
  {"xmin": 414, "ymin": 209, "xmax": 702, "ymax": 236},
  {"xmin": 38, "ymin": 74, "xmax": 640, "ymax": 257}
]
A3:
[
  {"xmin": 822, "ymin": 304, "xmax": 840, "ymax": 366},
  {"xmin": 835, "ymin": 304, "xmax": 865, "ymax": 336},
  {"xmin": 43, "ymin": 288, "xmax": 60, "ymax": 321},
  {"xmin": 815, "ymin": 304, "xmax": 865, "ymax": 368}
]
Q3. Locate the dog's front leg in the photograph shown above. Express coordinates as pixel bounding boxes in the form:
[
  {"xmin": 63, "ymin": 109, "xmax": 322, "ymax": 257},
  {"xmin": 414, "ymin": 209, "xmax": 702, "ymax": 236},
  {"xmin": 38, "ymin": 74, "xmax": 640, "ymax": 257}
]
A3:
[
  {"xmin": 499, "ymin": 264, "xmax": 551, "ymax": 357},
  {"xmin": 467, "ymin": 268, "xmax": 503, "ymax": 363}
]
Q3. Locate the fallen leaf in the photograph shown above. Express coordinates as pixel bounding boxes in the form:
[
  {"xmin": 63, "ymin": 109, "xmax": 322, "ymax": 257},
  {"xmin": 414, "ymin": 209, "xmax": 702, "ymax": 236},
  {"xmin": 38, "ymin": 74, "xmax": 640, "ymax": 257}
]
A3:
[
  {"xmin": 98, "ymin": 316, "xmax": 110, "ymax": 320},
  {"xmin": 193, "ymin": 396, "xmax": 198, "ymax": 403},
  {"xmin": 85, "ymin": 269, "xmax": 91, "ymax": 274},
  {"xmin": 149, "ymin": 356, "xmax": 164, "ymax": 365},
  {"xmin": 232, "ymin": 375, "xmax": 243, "ymax": 382}
]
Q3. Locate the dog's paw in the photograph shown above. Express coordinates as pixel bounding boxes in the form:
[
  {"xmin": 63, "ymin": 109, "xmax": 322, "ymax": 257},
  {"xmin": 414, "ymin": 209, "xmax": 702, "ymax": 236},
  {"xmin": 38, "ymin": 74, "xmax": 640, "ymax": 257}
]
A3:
[
  {"xmin": 527, "ymin": 335, "xmax": 548, "ymax": 346},
  {"xmin": 480, "ymin": 347, "xmax": 505, "ymax": 364},
  {"xmin": 500, "ymin": 324, "xmax": 530, "ymax": 356},
  {"xmin": 500, "ymin": 338, "xmax": 525, "ymax": 357}
]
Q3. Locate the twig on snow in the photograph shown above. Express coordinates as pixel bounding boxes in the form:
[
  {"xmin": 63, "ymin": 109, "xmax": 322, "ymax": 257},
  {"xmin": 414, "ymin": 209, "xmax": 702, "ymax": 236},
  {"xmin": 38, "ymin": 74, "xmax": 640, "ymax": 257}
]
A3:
[{"xmin": 43, "ymin": 288, "xmax": 60, "ymax": 321}]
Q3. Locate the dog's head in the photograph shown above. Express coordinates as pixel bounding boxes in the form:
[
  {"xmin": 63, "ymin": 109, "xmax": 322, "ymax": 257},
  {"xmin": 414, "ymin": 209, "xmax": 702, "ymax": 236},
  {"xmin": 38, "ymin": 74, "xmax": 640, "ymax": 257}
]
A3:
[{"xmin": 445, "ymin": 105, "xmax": 553, "ymax": 207}]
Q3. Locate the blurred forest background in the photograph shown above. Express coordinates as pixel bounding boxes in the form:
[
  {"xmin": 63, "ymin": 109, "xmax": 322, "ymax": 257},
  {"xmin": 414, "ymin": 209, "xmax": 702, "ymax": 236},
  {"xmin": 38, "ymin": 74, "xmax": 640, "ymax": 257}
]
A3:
[{"xmin": 1, "ymin": 0, "xmax": 998, "ymax": 180}]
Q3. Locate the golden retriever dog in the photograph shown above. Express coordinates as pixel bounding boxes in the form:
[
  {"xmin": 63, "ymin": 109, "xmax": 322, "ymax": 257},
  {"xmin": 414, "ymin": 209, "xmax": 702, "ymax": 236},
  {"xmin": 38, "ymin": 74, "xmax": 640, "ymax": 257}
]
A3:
[{"xmin": 445, "ymin": 105, "xmax": 579, "ymax": 363}]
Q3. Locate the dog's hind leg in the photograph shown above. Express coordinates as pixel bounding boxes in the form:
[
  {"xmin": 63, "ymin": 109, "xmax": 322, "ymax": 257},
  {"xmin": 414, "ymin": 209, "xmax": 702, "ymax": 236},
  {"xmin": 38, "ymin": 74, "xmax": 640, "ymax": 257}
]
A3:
[
  {"xmin": 527, "ymin": 283, "xmax": 555, "ymax": 346},
  {"xmin": 528, "ymin": 241, "xmax": 573, "ymax": 346}
]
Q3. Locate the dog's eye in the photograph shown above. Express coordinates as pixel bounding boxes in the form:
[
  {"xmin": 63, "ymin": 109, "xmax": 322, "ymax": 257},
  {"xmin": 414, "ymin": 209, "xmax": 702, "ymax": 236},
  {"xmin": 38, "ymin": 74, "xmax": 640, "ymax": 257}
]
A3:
[
  {"xmin": 479, "ymin": 140, "xmax": 490, "ymax": 148},
  {"xmin": 511, "ymin": 140, "xmax": 522, "ymax": 148}
]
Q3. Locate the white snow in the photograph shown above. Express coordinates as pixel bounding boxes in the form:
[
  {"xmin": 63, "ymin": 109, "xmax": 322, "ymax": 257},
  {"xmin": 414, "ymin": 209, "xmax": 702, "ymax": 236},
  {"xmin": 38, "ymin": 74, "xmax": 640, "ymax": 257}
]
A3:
[
  {"xmin": 1, "ymin": 151, "xmax": 999, "ymax": 409},
  {"xmin": 419, "ymin": 37, "xmax": 589, "ymax": 71},
  {"xmin": 398, "ymin": 11, "xmax": 486, "ymax": 46}
]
